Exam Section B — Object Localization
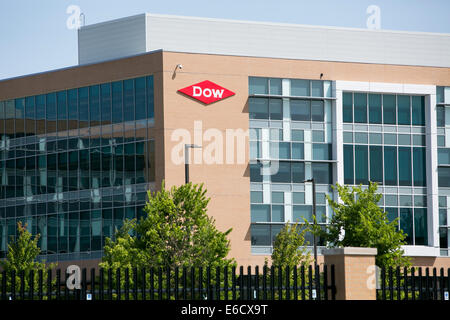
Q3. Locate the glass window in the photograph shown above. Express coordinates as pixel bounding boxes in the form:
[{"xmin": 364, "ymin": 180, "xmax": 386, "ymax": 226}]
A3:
[
  {"xmin": 437, "ymin": 135, "xmax": 445, "ymax": 147},
  {"xmin": 385, "ymin": 207, "xmax": 398, "ymax": 224},
  {"xmin": 312, "ymin": 144, "xmax": 331, "ymax": 160},
  {"xmin": 414, "ymin": 208, "xmax": 427, "ymax": 245},
  {"xmin": 436, "ymin": 106, "xmax": 445, "ymax": 127},
  {"xmin": 269, "ymin": 78, "xmax": 282, "ymax": 95},
  {"xmin": 271, "ymin": 161, "xmax": 291, "ymax": 183},
  {"xmin": 123, "ymin": 79, "xmax": 134, "ymax": 122},
  {"xmin": 135, "ymin": 77, "xmax": 146, "ymax": 120},
  {"xmin": 147, "ymin": 76, "xmax": 154, "ymax": 119},
  {"xmin": 311, "ymin": 100, "xmax": 324, "ymax": 121},
  {"xmin": 384, "ymin": 146, "xmax": 397, "ymax": 185},
  {"xmin": 397, "ymin": 95, "xmax": 411, "ymax": 125},
  {"xmin": 438, "ymin": 148, "xmax": 450, "ymax": 165},
  {"xmin": 291, "ymin": 129, "xmax": 304, "ymax": 141},
  {"xmin": 250, "ymin": 225, "xmax": 270, "ymax": 246},
  {"xmin": 311, "ymin": 81, "xmax": 323, "ymax": 97},
  {"xmin": 312, "ymin": 130, "xmax": 324, "ymax": 142},
  {"xmin": 413, "ymin": 135, "xmax": 426, "ymax": 146},
  {"xmin": 269, "ymin": 99, "xmax": 283, "ymax": 120},
  {"xmin": 250, "ymin": 163, "xmax": 263, "ymax": 182},
  {"xmin": 398, "ymin": 134, "xmax": 410, "ymax": 145},
  {"xmin": 439, "ymin": 196, "xmax": 447, "ymax": 208},
  {"xmin": 355, "ymin": 132, "xmax": 368, "ymax": 144},
  {"xmin": 249, "ymin": 77, "xmax": 268, "ymax": 95},
  {"xmin": 412, "ymin": 96, "xmax": 425, "ymax": 126},
  {"xmin": 312, "ymin": 163, "xmax": 332, "ymax": 184},
  {"xmin": 89, "ymin": 85, "xmax": 100, "ymax": 125},
  {"xmin": 249, "ymin": 98, "xmax": 269, "ymax": 119},
  {"xmin": 250, "ymin": 141, "xmax": 260, "ymax": 159},
  {"xmin": 291, "ymin": 143, "xmax": 304, "ymax": 159},
  {"xmin": 439, "ymin": 209, "xmax": 447, "ymax": 226},
  {"xmin": 344, "ymin": 145, "xmax": 354, "ymax": 184},
  {"xmin": 291, "ymin": 80, "xmax": 310, "ymax": 96},
  {"xmin": 292, "ymin": 162, "xmax": 305, "ymax": 183},
  {"xmin": 369, "ymin": 133, "xmax": 382, "ymax": 144},
  {"xmin": 251, "ymin": 204, "xmax": 270, "ymax": 222},
  {"xmin": 385, "ymin": 195, "xmax": 397, "ymax": 206},
  {"xmin": 67, "ymin": 89, "xmax": 77, "ymax": 125},
  {"xmin": 384, "ymin": 133, "xmax": 396, "ymax": 145},
  {"xmin": 343, "ymin": 92, "xmax": 353, "ymax": 123},
  {"xmin": 270, "ymin": 128, "xmax": 282, "ymax": 141},
  {"xmin": 436, "ymin": 86, "xmax": 444, "ymax": 104},
  {"xmin": 290, "ymin": 100, "xmax": 310, "ymax": 121},
  {"xmin": 414, "ymin": 195, "xmax": 427, "ymax": 207},
  {"xmin": 413, "ymin": 147, "xmax": 426, "ymax": 186},
  {"xmin": 272, "ymin": 192, "xmax": 284, "ymax": 204},
  {"xmin": 369, "ymin": 146, "xmax": 383, "ymax": 183},
  {"xmin": 438, "ymin": 167, "xmax": 450, "ymax": 188},
  {"xmin": 355, "ymin": 145, "xmax": 368, "ymax": 185},
  {"xmin": 398, "ymin": 147, "xmax": 412, "ymax": 186},
  {"xmin": 112, "ymin": 81, "xmax": 123, "ymax": 123},
  {"xmin": 270, "ymin": 142, "xmax": 290, "ymax": 159},
  {"xmin": 383, "ymin": 94, "xmax": 396, "ymax": 125},
  {"xmin": 292, "ymin": 192, "xmax": 305, "ymax": 204},
  {"xmin": 78, "ymin": 87, "xmax": 88, "ymax": 128},
  {"xmin": 354, "ymin": 93, "xmax": 367, "ymax": 123},
  {"xmin": 400, "ymin": 195, "xmax": 413, "ymax": 207},
  {"xmin": 400, "ymin": 208, "xmax": 413, "ymax": 245},
  {"xmin": 292, "ymin": 205, "xmax": 312, "ymax": 222},
  {"xmin": 343, "ymin": 132, "xmax": 353, "ymax": 143},
  {"xmin": 369, "ymin": 94, "xmax": 382, "ymax": 124},
  {"xmin": 271, "ymin": 205, "xmax": 284, "ymax": 222},
  {"xmin": 56, "ymin": 91, "xmax": 67, "ymax": 132}
]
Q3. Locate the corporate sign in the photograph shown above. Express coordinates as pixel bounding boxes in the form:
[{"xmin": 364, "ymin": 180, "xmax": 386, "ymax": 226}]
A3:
[{"xmin": 178, "ymin": 80, "xmax": 235, "ymax": 105}]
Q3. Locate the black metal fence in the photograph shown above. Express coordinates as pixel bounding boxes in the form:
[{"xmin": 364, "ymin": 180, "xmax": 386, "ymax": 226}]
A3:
[
  {"xmin": 0, "ymin": 265, "xmax": 336, "ymax": 301},
  {"xmin": 377, "ymin": 267, "xmax": 450, "ymax": 301}
]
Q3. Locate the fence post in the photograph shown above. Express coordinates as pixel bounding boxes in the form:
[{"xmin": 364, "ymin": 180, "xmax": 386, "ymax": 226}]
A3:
[{"xmin": 323, "ymin": 247, "xmax": 378, "ymax": 300}]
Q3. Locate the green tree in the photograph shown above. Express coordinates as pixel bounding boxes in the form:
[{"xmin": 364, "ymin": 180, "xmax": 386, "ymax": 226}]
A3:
[
  {"xmin": 269, "ymin": 222, "xmax": 313, "ymax": 268},
  {"xmin": 312, "ymin": 182, "xmax": 411, "ymax": 268},
  {"xmin": 101, "ymin": 182, "xmax": 235, "ymax": 270},
  {"xmin": 1, "ymin": 222, "xmax": 55, "ymax": 294}
]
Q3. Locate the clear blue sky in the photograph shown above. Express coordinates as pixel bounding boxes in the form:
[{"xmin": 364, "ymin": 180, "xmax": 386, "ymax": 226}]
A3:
[{"xmin": 0, "ymin": 0, "xmax": 449, "ymax": 80}]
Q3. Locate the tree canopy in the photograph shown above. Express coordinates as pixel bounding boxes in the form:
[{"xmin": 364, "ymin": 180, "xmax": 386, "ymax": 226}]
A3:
[{"xmin": 101, "ymin": 182, "xmax": 235, "ymax": 270}]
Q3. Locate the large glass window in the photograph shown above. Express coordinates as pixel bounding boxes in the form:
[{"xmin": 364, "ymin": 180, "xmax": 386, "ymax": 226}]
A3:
[
  {"xmin": 369, "ymin": 146, "xmax": 383, "ymax": 183},
  {"xmin": 343, "ymin": 92, "xmax": 353, "ymax": 123},
  {"xmin": 290, "ymin": 100, "xmax": 310, "ymax": 121},
  {"xmin": 344, "ymin": 144, "xmax": 354, "ymax": 184},
  {"xmin": 354, "ymin": 93, "xmax": 367, "ymax": 123},
  {"xmin": 383, "ymin": 94, "xmax": 396, "ymax": 125},
  {"xmin": 355, "ymin": 145, "xmax": 368, "ymax": 185},
  {"xmin": 397, "ymin": 95, "xmax": 411, "ymax": 125},
  {"xmin": 412, "ymin": 96, "xmax": 425, "ymax": 126},
  {"xmin": 398, "ymin": 147, "xmax": 412, "ymax": 186},
  {"xmin": 384, "ymin": 146, "xmax": 397, "ymax": 185},
  {"xmin": 369, "ymin": 94, "xmax": 382, "ymax": 124}
]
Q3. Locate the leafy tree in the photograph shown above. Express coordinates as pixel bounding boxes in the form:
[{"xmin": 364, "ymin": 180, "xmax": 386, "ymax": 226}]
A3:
[
  {"xmin": 101, "ymin": 182, "xmax": 235, "ymax": 270},
  {"xmin": 0, "ymin": 222, "xmax": 56, "ymax": 294},
  {"xmin": 311, "ymin": 182, "xmax": 411, "ymax": 268},
  {"xmin": 269, "ymin": 222, "xmax": 312, "ymax": 268}
]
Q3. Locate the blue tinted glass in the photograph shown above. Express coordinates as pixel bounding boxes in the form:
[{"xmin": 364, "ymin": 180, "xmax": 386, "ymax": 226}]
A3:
[
  {"xmin": 78, "ymin": 87, "xmax": 88, "ymax": 129},
  {"xmin": 249, "ymin": 77, "xmax": 268, "ymax": 95},
  {"xmin": 312, "ymin": 163, "xmax": 332, "ymax": 184},
  {"xmin": 354, "ymin": 93, "xmax": 367, "ymax": 123},
  {"xmin": 251, "ymin": 204, "xmax": 270, "ymax": 222},
  {"xmin": 112, "ymin": 81, "xmax": 123, "ymax": 124},
  {"xmin": 290, "ymin": 99, "xmax": 310, "ymax": 121},
  {"xmin": 397, "ymin": 95, "xmax": 411, "ymax": 125},
  {"xmin": 385, "ymin": 207, "xmax": 398, "ymax": 224},
  {"xmin": 249, "ymin": 98, "xmax": 269, "ymax": 119},
  {"xmin": 438, "ymin": 148, "xmax": 450, "ymax": 165},
  {"xmin": 343, "ymin": 92, "xmax": 353, "ymax": 123},
  {"xmin": 398, "ymin": 147, "xmax": 412, "ymax": 186},
  {"xmin": 250, "ymin": 163, "xmax": 263, "ymax": 182},
  {"xmin": 57, "ymin": 91, "xmax": 67, "ymax": 120},
  {"xmin": 271, "ymin": 205, "xmax": 284, "ymax": 222},
  {"xmin": 412, "ymin": 96, "xmax": 425, "ymax": 126},
  {"xmin": 313, "ymin": 144, "xmax": 331, "ymax": 160},
  {"xmin": 292, "ymin": 162, "xmax": 305, "ymax": 183},
  {"xmin": 383, "ymin": 95, "xmax": 396, "ymax": 124},
  {"xmin": 400, "ymin": 208, "xmax": 413, "ymax": 245},
  {"xmin": 269, "ymin": 99, "xmax": 282, "ymax": 120},
  {"xmin": 344, "ymin": 144, "xmax": 354, "ymax": 184},
  {"xmin": 25, "ymin": 96, "xmax": 35, "ymax": 120},
  {"xmin": 36, "ymin": 95, "xmax": 45, "ymax": 120},
  {"xmin": 89, "ymin": 85, "xmax": 100, "ymax": 124},
  {"xmin": 291, "ymin": 143, "xmax": 304, "ymax": 159},
  {"xmin": 292, "ymin": 205, "xmax": 312, "ymax": 222},
  {"xmin": 269, "ymin": 78, "xmax": 282, "ymax": 95},
  {"xmin": 438, "ymin": 167, "xmax": 450, "ymax": 187},
  {"xmin": 291, "ymin": 80, "xmax": 309, "ymax": 96},
  {"xmin": 68, "ymin": 89, "xmax": 77, "ymax": 122},
  {"xmin": 272, "ymin": 161, "xmax": 291, "ymax": 183},
  {"xmin": 414, "ymin": 208, "xmax": 427, "ymax": 245},
  {"xmin": 250, "ymin": 225, "xmax": 270, "ymax": 245},
  {"xmin": 135, "ymin": 77, "xmax": 146, "ymax": 120},
  {"xmin": 369, "ymin": 146, "xmax": 383, "ymax": 183},
  {"xmin": 123, "ymin": 79, "xmax": 134, "ymax": 122},
  {"xmin": 369, "ymin": 94, "xmax": 382, "ymax": 124},
  {"xmin": 311, "ymin": 100, "xmax": 324, "ymax": 121},
  {"xmin": 101, "ymin": 83, "xmax": 112, "ymax": 124},
  {"xmin": 436, "ymin": 106, "xmax": 445, "ymax": 127},
  {"xmin": 384, "ymin": 146, "xmax": 397, "ymax": 185},
  {"xmin": 311, "ymin": 81, "xmax": 323, "ymax": 97},
  {"xmin": 355, "ymin": 145, "xmax": 368, "ymax": 185},
  {"xmin": 146, "ymin": 76, "xmax": 154, "ymax": 119},
  {"xmin": 413, "ymin": 147, "xmax": 426, "ymax": 186}
]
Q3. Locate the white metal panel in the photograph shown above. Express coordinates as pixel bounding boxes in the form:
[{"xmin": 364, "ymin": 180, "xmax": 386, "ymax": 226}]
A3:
[{"xmin": 78, "ymin": 14, "xmax": 147, "ymax": 65}]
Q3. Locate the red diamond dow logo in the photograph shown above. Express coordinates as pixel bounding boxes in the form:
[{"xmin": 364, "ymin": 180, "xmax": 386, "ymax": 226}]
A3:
[{"xmin": 178, "ymin": 80, "xmax": 235, "ymax": 105}]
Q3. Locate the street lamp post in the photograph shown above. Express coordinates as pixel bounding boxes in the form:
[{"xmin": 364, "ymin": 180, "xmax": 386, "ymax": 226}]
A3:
[
  {"xmin": 304, "ymin": 178, "xmax": 317, "ymax": 271},
  {"xmin": 184, "ymin": 144, "xmax": 202, "ymax": 184}
]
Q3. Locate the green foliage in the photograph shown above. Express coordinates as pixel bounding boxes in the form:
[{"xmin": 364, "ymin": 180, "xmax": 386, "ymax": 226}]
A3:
[
  {"xmin": 313, "ymin": 182, "xmax": 411, "ymax": 269},
  {"xmin": 101, "ymin": 182, "xmax": 236, "ymax": 272},
  {"xmin": 0, "ymin": 222, "xmax": 56, "ymax": 293},
  {"xmin": 269, "ymin": 222, "xmax": 313, "ymax": 269}
]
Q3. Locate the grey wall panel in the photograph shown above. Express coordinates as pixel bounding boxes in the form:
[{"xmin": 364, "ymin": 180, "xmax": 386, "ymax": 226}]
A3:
[
  {"xmin": 79, "ymin": 13, "xmax": 450, "ymax": 68},
  {"xmin": 78, "ymin": 14, "xmax": 146, "ymax": 65}
]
